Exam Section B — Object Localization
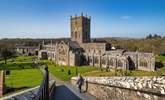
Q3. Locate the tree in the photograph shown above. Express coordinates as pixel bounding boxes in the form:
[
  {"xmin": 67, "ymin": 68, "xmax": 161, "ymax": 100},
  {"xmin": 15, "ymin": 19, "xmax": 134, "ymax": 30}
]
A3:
[
  {"xmin": 1, "ymin": 48, "xmax": 15, "ymax": 64},
  {"xmin": 153, "ymin": 34, "xmax": 161, "ymax": 38},
  {"xmin": 146, "ymin": 34, "xmax": 152, "ymax": 39}
]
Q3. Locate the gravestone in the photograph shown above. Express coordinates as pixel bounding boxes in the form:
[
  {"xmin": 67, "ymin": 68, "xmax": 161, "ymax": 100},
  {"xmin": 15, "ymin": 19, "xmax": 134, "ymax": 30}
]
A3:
[{"xmin": 6, "ymin": 70, "xmax": 10, "ymax": 75}]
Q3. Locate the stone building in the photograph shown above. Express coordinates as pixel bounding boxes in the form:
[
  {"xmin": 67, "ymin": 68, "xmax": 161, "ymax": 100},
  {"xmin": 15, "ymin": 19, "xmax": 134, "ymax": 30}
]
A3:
[
  {"xmin": 16, "ymin": 44, "xmax": 39, "ymax": 56},
  {"xmin": 38, "ymin": 14, "xmax": 155, "ymax": 71}
]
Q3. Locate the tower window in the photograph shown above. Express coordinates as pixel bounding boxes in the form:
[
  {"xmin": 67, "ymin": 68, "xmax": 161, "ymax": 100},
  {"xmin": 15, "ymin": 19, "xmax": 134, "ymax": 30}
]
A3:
[{"xmin": 75, "ymin": 31, "xmax": 77, "ymax": 38}]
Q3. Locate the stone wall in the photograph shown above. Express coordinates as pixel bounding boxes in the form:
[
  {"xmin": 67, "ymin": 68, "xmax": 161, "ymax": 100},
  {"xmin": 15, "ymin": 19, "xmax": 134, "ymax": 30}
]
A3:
[
  {"xmin": 2, "ymin": 80, "xmax": 55, "ymax": 100},
  {"xmin": 0, "ymin": 71, "xmax": 5, "ymax": 97},
  {"xmin": 71, "ymin": 77, "xmax": 165, "ymax": 100}
]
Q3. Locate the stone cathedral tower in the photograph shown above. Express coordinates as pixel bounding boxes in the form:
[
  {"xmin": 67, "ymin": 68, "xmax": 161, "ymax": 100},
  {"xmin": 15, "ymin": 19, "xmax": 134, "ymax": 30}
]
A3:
[{"xmin": 71, "ymin": 13, "xmax": 91, "ymax": 43}]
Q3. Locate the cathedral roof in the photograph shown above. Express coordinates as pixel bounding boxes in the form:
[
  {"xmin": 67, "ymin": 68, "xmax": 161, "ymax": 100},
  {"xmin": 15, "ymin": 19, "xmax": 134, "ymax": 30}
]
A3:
[{"xmin": 69, "ymin": 41, "xmax": 82, "ymax": 49}]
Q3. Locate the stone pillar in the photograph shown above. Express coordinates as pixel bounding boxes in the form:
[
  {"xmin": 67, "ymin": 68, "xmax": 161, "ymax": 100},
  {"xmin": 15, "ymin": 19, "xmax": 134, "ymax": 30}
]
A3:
[
  {"xmin": 92, "ymin": 54, "xmax": 94, "ymax": 67},
  {"xmin": 99, "ymin": 55, "xmax": 101, "ymax": 68},
  {"xmin": 151, "ymin": 57, "xmax": 155, "ymax": 71},
  {"xmin": 0, "ymin": 71, "xmax": 5, "ymax": 97}
]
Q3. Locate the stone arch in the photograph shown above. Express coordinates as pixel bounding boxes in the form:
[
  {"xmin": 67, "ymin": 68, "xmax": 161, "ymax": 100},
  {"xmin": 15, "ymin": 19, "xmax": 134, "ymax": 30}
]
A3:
[
  {"xmin": 94, "ymin": 56, "xmax": 99, "ymax": 64},
  {"xmin": 101, "ymin": 57, "xmax": 106, "ymax": 65},
  {"xmin": 139, "ymin": 58, "xmax": 148, "ymax": 67},
  {"xmin": 117, "ymin": 59, "xmax": 123, "ymax": 67},
  {"xmin": 89, "ymin": 56, "xmax": 92, "ymax": 63},
  {"xmin": 75, "ymin": 31, "xmax": 77, "ymax": 38},
  {"xmin": 108, "ymin": 58, "xmax": 115, "ymax": 67},
  {"xmin": 93, "ymin": 49, "xmax": 95, "ymax": 53}
]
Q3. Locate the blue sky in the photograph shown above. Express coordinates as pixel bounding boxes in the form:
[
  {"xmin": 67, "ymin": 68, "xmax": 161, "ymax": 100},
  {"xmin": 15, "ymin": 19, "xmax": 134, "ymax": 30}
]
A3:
[{"xmin": 0, "ymin": 0, "xmax": 165, "ymax": 38}]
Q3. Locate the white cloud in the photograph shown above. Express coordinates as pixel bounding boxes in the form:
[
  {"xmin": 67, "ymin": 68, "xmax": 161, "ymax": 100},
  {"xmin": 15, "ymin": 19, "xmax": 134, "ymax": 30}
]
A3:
[{"xmin": 120, "ymin": 16, "xmax": 132, "ymax": 20}]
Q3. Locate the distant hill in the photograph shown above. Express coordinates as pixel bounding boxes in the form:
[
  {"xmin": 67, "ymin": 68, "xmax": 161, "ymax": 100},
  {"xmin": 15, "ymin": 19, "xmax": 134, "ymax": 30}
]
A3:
[{"xmin": 93, "ymin": 37, "xmax": 165, "ymax": 55}]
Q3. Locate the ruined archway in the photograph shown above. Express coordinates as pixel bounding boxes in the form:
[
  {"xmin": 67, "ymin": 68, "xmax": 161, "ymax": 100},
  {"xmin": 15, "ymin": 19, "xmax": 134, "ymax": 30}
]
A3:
[
  {"xmin": 117, "ymin": 59, "xmax": 123, "ymax": 68},
  {"xmin": 108, "ymin": 58, "xmax": 115, "ymax": 68},
  {"xmin": 139, "ymin": 58, "xmax": 148, "ymax": 68}
]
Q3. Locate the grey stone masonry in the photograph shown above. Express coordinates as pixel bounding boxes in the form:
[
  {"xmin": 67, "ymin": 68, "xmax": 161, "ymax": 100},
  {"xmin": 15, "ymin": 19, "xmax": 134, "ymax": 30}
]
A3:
[
  {"xmin": 38, "ymin": 14, "xmax": 155, "ymax": 71},
  {"xmin": 71, "ymin": 77, "xmax": 165, "ymax": 100}
]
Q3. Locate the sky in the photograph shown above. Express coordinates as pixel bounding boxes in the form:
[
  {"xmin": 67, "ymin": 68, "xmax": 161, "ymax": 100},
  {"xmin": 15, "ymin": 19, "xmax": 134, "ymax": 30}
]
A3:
[{"xmin": 0, "ymin": 0, "xmax": 165, "ymax": 38}]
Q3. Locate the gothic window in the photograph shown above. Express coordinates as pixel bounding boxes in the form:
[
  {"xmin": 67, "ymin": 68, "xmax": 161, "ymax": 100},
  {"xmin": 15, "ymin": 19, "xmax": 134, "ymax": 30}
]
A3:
[
  {"xmin": 139, "ymin": 59, "xmax": 148, "ymax": 67},
  {"xmin": 108, "ymin": 59, "xmax": 114, "ymax": 66},
  {"xmin": 75, "ymin": 31, "xmax": 77, "ymax": 38},
  {"xmin": 102, "ymin": 58, "xmax": 106, "ymax": 65},
  {"xmin": 89, "ymin": 56, "xmax": 92, "ymax": 63},
  {"xmin": 93, "ymin": 49, "xmax": 95, "ymax": 53},
  {"xmin": 22, "ymin": 49, "xmax": 25, "ymax": 54},
  {"xmin": 59, "ymin": 57, "xmax": 65, "ymax": 61},
  {"xmin": 59, "ymin": 48, "xmax": 65, "ymax": 55},
  {"xmin": 117, "ymin": 60, "xmax": 123, "ymax": 67},
  {"xmin": 94, "ymin": 57, "xmax": 99, "ymax": 64},
  {"xmin": 58, "ymin": 44, "xmax": 67, "ymax": 62}
]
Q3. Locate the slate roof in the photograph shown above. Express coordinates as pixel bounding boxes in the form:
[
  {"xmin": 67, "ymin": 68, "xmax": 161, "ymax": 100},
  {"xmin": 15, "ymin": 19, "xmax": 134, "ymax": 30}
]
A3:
[{"xmin": 69, "ymin": 41, "xmax": 82, "ymax": 49}]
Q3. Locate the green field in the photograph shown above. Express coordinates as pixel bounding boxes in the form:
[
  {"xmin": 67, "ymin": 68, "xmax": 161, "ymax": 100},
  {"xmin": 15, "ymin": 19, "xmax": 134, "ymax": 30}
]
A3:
[
  {"xmin": 82, "ymin": 69, "xmax": 159, "ymax": 77},
  {"xmin": 39, "ymin": 60, "xmax": 97, "ymax": 81},
  {"xmin": 5, "ymin": 69, "xmax": 43, "ymax": 88},
  {"xmin": 83, "ymin": 55, "xmax": 165, "ymax": 77},
  {"xmin": 0, "ymin": 55, "xmax": 164, "ymax": 92},
  {"xmin": 48, "ymin": 65, "xmax": 97, "ymax": 81},
  {"xmin": 39, "ymin": 55, "xmax": 165, "ymax": 79},
  {"xmin": 0, "ymin": 56, "xmax": 43, "ymax": 92}
]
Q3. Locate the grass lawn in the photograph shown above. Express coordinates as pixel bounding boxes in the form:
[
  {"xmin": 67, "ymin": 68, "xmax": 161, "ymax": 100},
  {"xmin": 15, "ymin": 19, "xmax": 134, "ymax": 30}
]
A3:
[
  {"xmin": 39, "ymin": 55, "xmax": 165, "ymax": 79},
  {"xmin": 83, "ymin": 55, "xmax": 165, "ymax": 77},
  {"xmin": 82, "ymin": 69, "xmax": 159, "ymax": 77},
  {"xmin": 39, "ymin": 60, "xmax": 97, "ymax": 81},
  {"xmin": 0, "ymin": 56, "xmax": 43, "ymax": 93},
  {"xmin": 5, "ymin": 69, "xmax": 43, "ymax": 88}
]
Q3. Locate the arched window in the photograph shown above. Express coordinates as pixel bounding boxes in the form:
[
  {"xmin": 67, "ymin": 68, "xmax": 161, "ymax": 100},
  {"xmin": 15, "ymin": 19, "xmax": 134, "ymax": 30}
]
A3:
[
  {"xmin": 93, "ymin": 49, "xmax": 95, "ymax": 53},
  {"xmin": 89, "ymin": 56, "xmax": 92, "ymax": 63},
  {"xmin": 139, "ymin": 59, "xmax": 148, "ymax": 67},
  {"xmin": 108, "ymin": 58, "xmax": 114, "ymax": 66},
  {"xmin": 102, "ymin": 58, "xmax": 106, "ymax": 65},
  {"xmin": 117, "ymin": 60, "xmax": 123, "ymax": 67},
  {"xmin": 94, "ymin": 57, "xmax": 99, "ymax": 64},
  {"xmin": 58, "ymin": 44, "xmax": 67, "ymax": 62},
  {"xmin": 75, "ymin": 31, "xmax": 77, "ymax": 38}
]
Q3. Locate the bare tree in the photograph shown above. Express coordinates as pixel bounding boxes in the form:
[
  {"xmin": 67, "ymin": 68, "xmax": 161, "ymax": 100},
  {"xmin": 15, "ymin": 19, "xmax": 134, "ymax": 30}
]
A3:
[{"xmin": 1, "ymin": 48, "xmax": 15, "ymax": 64}]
